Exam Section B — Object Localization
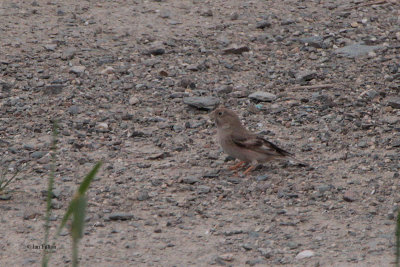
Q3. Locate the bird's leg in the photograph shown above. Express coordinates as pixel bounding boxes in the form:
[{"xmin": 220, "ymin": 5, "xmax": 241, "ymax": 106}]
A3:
[
  {"xmin": 243, "ymin": 165, "xmax": 256, "ymax": 176},
  {"xmin": 229, "ymin": 161, "xmax": 246, "ymax": 170}
]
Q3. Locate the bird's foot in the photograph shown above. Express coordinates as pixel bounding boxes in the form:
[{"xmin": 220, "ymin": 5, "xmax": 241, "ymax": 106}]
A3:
[
  {"xmin": 229, "ymin": 161, "xmax": 246, "ymax": 171},
  {"xmin": 243, "ymin": 165, "xmax": 256, "ymax": 176}
]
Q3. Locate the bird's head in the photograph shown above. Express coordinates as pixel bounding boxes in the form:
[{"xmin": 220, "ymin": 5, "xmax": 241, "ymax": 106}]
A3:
[{"xmin": 210, "ymin": 108, "xmax": 242, "ymax": 129}]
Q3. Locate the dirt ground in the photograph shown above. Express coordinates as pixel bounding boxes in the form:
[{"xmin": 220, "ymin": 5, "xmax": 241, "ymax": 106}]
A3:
[{"xmin": 1, "ymin": 0, "xmax": 399, "ymax": 266}]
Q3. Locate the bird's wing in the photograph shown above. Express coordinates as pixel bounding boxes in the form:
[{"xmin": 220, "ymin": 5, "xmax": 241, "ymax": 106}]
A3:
[{"xmin": 231, "ymin": 133, "xmax": 292, "ymax": 157}]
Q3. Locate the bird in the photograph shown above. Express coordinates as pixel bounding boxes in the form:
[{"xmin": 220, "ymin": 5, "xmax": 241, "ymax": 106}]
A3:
[{"xmin": 210, "ymin": 107, "xmax": 295, "ymax": 175}]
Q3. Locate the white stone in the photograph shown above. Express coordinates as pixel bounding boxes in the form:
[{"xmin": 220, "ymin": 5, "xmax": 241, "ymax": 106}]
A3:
[
  {"xmin": 295, "ymin": 250, "xmax": 315, "ymax": 259},
  {"xmin": 129, "ymin": 96, "xmax": 140, "ymax": 105},
  {"xmin": 70, "ymin": 66, "xmax": 86, "ymax": 74},
  {"xmin": 248, "ymin": 91, "xmax": 277, "ymax": 102},
  {"xmin": 101, "ymin": 66, "xmax": 114, "ymax": 74},
  {"xmin": 96, "ymin": 122, "xmax": 109, "ymax": 132}
]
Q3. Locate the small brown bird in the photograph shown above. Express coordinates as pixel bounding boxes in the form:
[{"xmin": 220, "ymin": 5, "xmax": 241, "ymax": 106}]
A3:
[{"xmin": 210, "ymin": 107, "xmax": 293, "ymax": 175}]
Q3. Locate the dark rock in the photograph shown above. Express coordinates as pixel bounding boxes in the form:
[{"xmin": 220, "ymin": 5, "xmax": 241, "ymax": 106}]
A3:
[
  {"xmin": 137, "ymin": 191, "xmax": 150, "ymax": 201},
  {"xmin": 214, "ymin": 85, "xmax": 233, "ymax": 95},
  {"xmin": 222, "ymin": 45, "xmax": 250, "ymax": 55},
  {"xmin": 258, "ymin": 247, "xmax": 273, "ymax": 258},
  {"xmin": 68, "ymin": 105, "xmax": 80, "ymax": 115},
  {"xmin": 223, "ymin": 229, "xmax": 243, "ymax": 236},
  {"xmin": 343, "ymin": 190, "xmax": 356, "ymax": 202},
  {"xmin": 392, "ymin": 138, "xmax": 400, "ymax": 148},
  {"xmin": 197, "ymin": 185, "xmax": 210, "ymax": 194},
  {"xmin": 299, "ymin": 36, "xmax": 324, "ymax": 48},
  {"xmin": 256, "ymin": 174, "xmax": 269, "ymax": 181},
  {"xmin": 246, "ymin": 258, "xmax": 266, "ymax": 266},
  {"xmin": 43, "ymin": 84, "xmax": 65, "ymax": 95},
  {"xmin": 179, "ymin": 78, "xmax": 196, "ymax": 89},
  {"xmin": 200, "ymin": 9, "xmax": 213, "ymax": 17},
  {"xmin": 317, "ymin": 184, "xmax": 332, "ymax": 193},
  {"xmin": 202, "ymin": 171, "xmax": 220, "ymax": 178},
  {"xmin": 0, "ymin": 194, "xmax": 12, "ymax": 200},
  {"xmin": 182, "ymin": 176, "xmax": 200, "ymax": 184},
  {"xmin": 107, "ymin": 213, "xmax": 135, "ymax": 221},
  {"xmin": 31, "ymin": 151, "xmax": 46, "ymax": 159},
  {"xmin": 296, "ymin": 70, "xmax": 317, "ymax": 82},
  {"xmin": 281, "ymin": 19, "xmax": 295, "ymax": 25},
  {"xmin": 183, "ymin": 96, "xmax": 220, "ymax": 110},
  {"xmin": 388, "ymin": 97, "xmax": 400, "ymax": 109},
  {"xmin": 147, "ymin": 42, "xmax": 166, "ymax": 56},
  {"xmin": 256, "ymin": 20, "xmax": 271, "ymax": 29},
  {"xmin": 1, "ymin": 81, "xmax": 13, "ymax": 92}
]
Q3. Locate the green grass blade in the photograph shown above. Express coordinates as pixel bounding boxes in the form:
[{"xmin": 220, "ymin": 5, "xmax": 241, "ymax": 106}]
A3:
[
  {"xmin": 77, "ymin": 162, "xmax": 102, "ymax": 195},
  {"xmin": 71, "ymin": 195, "xmax": 87, "ymax": 267},
  {"xmin": 56, "ymin": 197, "xmax": 77, "ymax": 236},
  {"xmin": 71, "ymin": 196, "xmax": 87, "ymax": 241}
]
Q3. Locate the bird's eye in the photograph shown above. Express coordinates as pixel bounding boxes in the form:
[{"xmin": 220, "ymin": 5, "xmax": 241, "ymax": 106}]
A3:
[{"xmin": 218, "ymin": 111, "xmax": 223, "ymax": 116}]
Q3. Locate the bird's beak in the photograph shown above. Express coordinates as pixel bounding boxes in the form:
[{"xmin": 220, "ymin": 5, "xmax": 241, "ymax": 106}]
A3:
[
  {"xmin": 209, "ymin": 110, "xmax": 216, "ymax": 121},
  {"xmin": 208, "ymin": 110, "xmax": 216, "ymax": 125}
]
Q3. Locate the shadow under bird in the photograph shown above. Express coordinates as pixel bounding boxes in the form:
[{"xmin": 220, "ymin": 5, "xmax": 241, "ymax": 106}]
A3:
[{"xmin": 210, "ymin": 107, "xmax": 302, "ymax": 175}]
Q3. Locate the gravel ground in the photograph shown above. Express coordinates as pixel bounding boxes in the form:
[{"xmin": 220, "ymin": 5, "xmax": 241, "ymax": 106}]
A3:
[{"xmin": 1, "ymin": 0, "xmax": 399, "ymax": 266}]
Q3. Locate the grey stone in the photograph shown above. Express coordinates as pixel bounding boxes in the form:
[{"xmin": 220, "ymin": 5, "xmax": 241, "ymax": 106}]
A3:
[
  {"xmin": 246, "ymin": 258, "xmax": 266, "ymax": 266},
  {"xmin": 147, "ymin": 42, "xmax": 165, "ymax": 56},
  {"xmin": 137, "ymin": 191, "xmax": 150, "ymax": 201},
  {"xmin": 182, "ymin": 176, "xmax": 200, "ymax": 184},
  {"xmin": 392, "ymin": 138, "xmax": 400, "ymax": 148},
  {"xmin": 343, "ymin": 190, "xmax": 356, "ymax": 202},
  {"xmin": 363, "ymin": 89, "xmax": 378, "ymax": 99},
  {"xmin": 358, "ymin": 141, "xmax": 368, "ymax": 148},
  {"xmin": 256, "ymin": 20, "xmax": 271, "ymax": 29},
  {"xmin": 248, "ymin": 91, "xmax": 277, "ymax": 102},
  {"xmin": 197, "ymin": 185, "xmax": 210, "ymax": 194},
  {"xmin": 317, "ymin": 184, "xmax": 332, "ymax": 193},
  {"xmin": 286, "ymin": 241, "xmax": 299, "ymax": 249},
  {"xmin": 107, "ymin": 213, "xmax": 135, "ymax": 221},
  {"xmin": 296, "ymin": 70, "xmax": 317, "ymax": 82},
  {"xmin": 258, "ymin": 247, "xmax": 273, "ymax": 258},
  {"xmin": 44, "ymin": 44, "xmax": 57, "ymax": 51},
  {"xmin": 62, "ymin": 48, "xmax": 76, "ymax": 60},
  {"xmin": 187, "ymin": 64, "xmax": 199, "ymax": 71},
  {"xmin": 281, "ymin": 19, "xmax": 295, "ymax": 25},
  {"xmin": 335, "ymin": 43, "xmax": 383, "ymax": 58},
  {"xmin": 256, "ymin": 174, "xmax": 269, "ymax": 181},
  {"xmin": 224, "ymin": 229, "xmax": 243, "ymax": 236},
  {"xmin": 388, "ymin": 97, "xmax": 400, "ymax": 109},
  {"xmin": 0, "ymin": 81, "xmax": 12, "ymax": 92},
  {"xmin": 159, "ymin": 9, "xmax": 170, "ymax": 18},
  {"xmin": 222, "ymin": 45, "xmax": 250, "ymax": 55},
  {"xmin": 299, "ymin": 36, "xmax": 324, "ymax": 48},
  {"xmin": 31, "ymin": 151, "xmax": 46, "ymax": 159},
  {"xmin": 70, "ymin": 66, "xmax": 86, "ymax": 75},
  {"xmin": 68, "ymin": 105, "xmax": 80, "ymax": 115},
  {"xmin": 43, "ymin": 84, "xmax": 65, "ymax": 95},
  {"xmin": 200, "ymin": 8, "xmax": 213, "ymax": 17},
  {"xmin": 295, "ymin": 250, "xmax": 315, "ymax": 259},
  {"xmin": 179, "ymin": 78, "xmax": 196, "ymax": 89},
  {"xmin": 183, "ymin": 96, "xmax": 220, "ymax": 110},
  {"xmin": 51, "ymin": 199, "xmax": 62, "ymax": 209},
  {"xmin": 214, "ymin": 85, "xmax": 233, "ymax": 95},
  {"xmin": 0, "ymin": 195, "xmax": 12, "ymax": 200},
  {"xmin": 96, "ymin": 122, "xmax": 109, "ymax": 132}
]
